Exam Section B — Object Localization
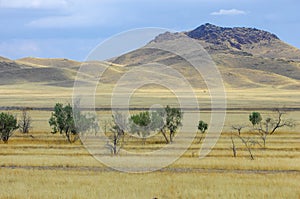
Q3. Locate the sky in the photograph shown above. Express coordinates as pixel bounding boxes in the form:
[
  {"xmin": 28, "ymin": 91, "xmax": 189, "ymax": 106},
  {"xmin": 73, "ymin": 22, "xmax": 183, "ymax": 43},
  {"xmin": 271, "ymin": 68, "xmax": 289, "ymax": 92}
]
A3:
[{"xmin": 0, "ymin": 0, "xmax": 299, "ymax": 61}]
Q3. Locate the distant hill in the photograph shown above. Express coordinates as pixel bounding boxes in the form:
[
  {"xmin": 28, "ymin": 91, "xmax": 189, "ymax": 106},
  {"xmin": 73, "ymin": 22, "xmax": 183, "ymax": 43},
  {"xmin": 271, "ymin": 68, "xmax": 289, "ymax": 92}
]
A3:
[
  {"xmin": 0, "ymin": 23, "xmax": 299, "ymax": 90},
  {"xmin": 112, "ymin": 23, "xmax": 300, "ymax": 90},
  {"xmin": 16, "ymin": 57, "xmax": 81, "ymax": 68},
  {"xmin": 0, "ymin": 56, "xmax": 11, "ymax": 62},
  {"xmin": 0, "ymin": 56, "xmax": 79, "ymax": 86}
]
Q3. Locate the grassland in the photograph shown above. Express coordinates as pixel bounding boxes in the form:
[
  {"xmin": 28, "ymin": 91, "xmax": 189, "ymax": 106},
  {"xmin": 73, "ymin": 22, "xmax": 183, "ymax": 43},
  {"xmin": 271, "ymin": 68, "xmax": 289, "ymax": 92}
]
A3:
[
  {"xmin": 0, "ymin": 109, "xmax": 299, "ymax": 198},
  {"xmin": 1, "ymin": 169, "xmax": 299, "ymax": 199}
]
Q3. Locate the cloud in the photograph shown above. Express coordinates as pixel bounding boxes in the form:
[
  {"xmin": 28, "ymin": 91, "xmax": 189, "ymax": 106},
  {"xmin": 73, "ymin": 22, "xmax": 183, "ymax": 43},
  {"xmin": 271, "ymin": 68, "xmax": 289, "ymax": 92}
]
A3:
[
  {"xmin": 26, "ymin": 1, "xmax": 122, "ymax": 28},
  {"xmin": 0, "ymin": 0, "xmax": 68, "ymax": 9},
  {"xmin": 211, "ymin": 9, "xmax": 246, "ymax": 16}
]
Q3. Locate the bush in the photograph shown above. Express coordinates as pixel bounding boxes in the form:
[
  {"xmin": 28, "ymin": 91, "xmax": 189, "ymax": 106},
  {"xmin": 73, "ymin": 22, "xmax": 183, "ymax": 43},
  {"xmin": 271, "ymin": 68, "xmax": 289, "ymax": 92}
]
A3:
[{"xmin": 0, "ymin": 112, "xmax": 18, "ymax": 143}]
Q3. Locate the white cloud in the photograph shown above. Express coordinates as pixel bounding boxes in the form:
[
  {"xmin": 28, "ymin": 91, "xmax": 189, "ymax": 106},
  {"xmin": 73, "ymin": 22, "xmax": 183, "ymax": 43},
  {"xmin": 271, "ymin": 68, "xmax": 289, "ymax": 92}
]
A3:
[
  {"xmin": 25, "ymin": 1, "xmax": 121, "ymax": 28},
  {"xmin": 0, "ymin": 0, "xmax": 68, "ymax": 9},
  {"xmin": 211, "ymin": 9, "xmax": 246, "ymax": 16}
]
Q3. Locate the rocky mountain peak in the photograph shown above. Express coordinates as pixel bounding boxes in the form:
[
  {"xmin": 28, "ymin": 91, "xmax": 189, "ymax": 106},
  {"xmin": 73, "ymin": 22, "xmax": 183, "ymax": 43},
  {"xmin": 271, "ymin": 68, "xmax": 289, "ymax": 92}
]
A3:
[{"xmin": 186, "ymin": 23, "xmax": 279, "ymax": 49}]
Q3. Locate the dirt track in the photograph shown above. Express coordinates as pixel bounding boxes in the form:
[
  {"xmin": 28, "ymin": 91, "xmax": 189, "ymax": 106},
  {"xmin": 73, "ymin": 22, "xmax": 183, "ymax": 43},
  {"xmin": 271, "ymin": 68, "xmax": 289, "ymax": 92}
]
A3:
[{"xmin": 1, "ymin": 165, "xmax": 299, "ymax": 174}]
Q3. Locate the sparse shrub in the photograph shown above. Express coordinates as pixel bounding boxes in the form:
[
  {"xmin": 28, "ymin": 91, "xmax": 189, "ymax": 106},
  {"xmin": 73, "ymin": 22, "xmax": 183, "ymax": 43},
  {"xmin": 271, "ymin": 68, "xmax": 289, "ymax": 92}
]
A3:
[
  {"xmin": 197, "ymin": 120, "xmax": 208, "ymax": 143},
  {"xmin": 130, "ymin": 111, "xmax": 151, "ymax": 139},
  {"xmin": 249, "ymin": 112, "xmax": 262, "ymax": 126},
  {"xmin": 107, "ymin": 112, "xmax": 126, "ymax": 155},
  {"xmin": 18, "ymin": 109, "xmax": 32, "ymax": 134},
  {"xmin": 0, "ymin": 112, "xmax": 18, "ymax": 143},
  {"xmin": 198, "ymin": 120, "xmax": 208, "ymax": 133}
]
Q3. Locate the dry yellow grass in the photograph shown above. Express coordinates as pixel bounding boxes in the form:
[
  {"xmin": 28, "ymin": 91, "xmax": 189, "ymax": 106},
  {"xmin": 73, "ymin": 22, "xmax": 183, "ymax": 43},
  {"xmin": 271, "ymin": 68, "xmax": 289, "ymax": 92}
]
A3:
[
  {"xmin": 0, "ymin": 107, "xmax": 299, "ymax": 198},
  {"xmin": 0, "ymin": 125, "xmax": 299, "ymax": 198},
  {"xmin": 0, "ymin": 169, "xmax": 299, "ymax": 199}
]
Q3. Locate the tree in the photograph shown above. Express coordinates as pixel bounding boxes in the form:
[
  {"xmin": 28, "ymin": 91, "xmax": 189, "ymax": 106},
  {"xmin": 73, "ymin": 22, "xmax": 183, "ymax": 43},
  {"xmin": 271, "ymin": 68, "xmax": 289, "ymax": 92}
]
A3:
[
  {"xmin": 129, "ymin": 106, "xmax": 182, "ymax": 144},
  {"xmin": 198, "ymin": 120, "xmax": 208, "ymax": 133},
  {"xmin": 150, "ymin": 109, "xmax": 168, "ymax": 143},
  {"xmin": 232, "ymin": 125, "xmax": 246, "ymax": 135},
  {"xmin": 253, "ymin": 109, "xmax": 295, "ymax": 147},
  {"xmin": 107, "ymin": 112, "xmax": 126, "ymax": 155},
  {"xmin": 197, "ymin": 120, "xmax": 208, "ymax": 143},
  {"xmin": 18, "ymin": 109, "xmax": 32, "ymax": 134},
  {"xmin": 235, "ymin": 135, "xmax": 258, "ymax": 160},
  {"xmin": 149, "ymin": 110, "xmax": 165, "ymax": 133},
  {"xmin": 129, "ymin": 111, "xmax": 151, "ymax": 139},
  {"xmin": 249, "ymin": 112, "xmax": 262, "ymax": 127},
  {"xmin": 231, "ymin": 128, "xmax": 260, "ymax": 160},
  {"xmin": 0, "ymin": 112, "xmax": 18, "ymax": 143},
  {"xmin": 49, "ymin": 103, "xmax": 98, "ymax": 143},
  {"xmin": 164, "ymin": 105, "xmax": 183, "ymax": 143}
]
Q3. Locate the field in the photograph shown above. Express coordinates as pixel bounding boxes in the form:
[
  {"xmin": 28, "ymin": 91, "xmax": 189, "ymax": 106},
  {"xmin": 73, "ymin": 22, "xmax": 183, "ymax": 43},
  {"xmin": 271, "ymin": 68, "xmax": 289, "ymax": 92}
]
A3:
[{"xmin": 0, "ymin": 110, "xmax": 299, "ymax": 198}]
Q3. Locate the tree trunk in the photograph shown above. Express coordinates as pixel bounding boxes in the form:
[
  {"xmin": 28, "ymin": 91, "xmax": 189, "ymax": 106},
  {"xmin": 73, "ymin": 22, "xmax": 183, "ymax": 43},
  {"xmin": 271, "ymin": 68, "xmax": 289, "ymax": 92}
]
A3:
[
  {"xmin": 113, "ymin": 134, "xmax": 117, "ymax": 155},
  {"xmin": 262, "ymin": 136, "xmax": 266, "ymax": 148},
  {"xmin": 248, "ymin": 147, "xmax": 254, "ymax": 160},
  {"xmin": 198, "ymin": 134, "xmax": 203, "ymax": 143},
  {"xmin": 3, "ymin": 135, "xmax": 8, "ymax": 143},
  {"xmin": 161, "ymin": 130, "xmax": 169, "ymax": 144},
  {"xmin": 66, "ymin": 134, "xmax": 71, "ymax": 143},
  {"xmin": 231, "ymin": 136, "xmax": 236, "ymax": 157},
  {"xmin": 169, "ymin": 131, "xmax": 173, "ymax": 143},
  {"xmin": 238, "ymin": 135, "xmax": 254, "ymax": 160},
  {"xmin": 113, "ymin": 145, "xmax": 117, "ymax": 155}
]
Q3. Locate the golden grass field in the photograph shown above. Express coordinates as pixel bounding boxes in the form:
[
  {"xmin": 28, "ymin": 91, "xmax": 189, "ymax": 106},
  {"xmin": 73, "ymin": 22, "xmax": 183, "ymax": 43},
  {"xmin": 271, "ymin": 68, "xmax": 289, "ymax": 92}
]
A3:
[{"xmin": 0, "ymin": 109, "xmax": 299, "ymax": 198}]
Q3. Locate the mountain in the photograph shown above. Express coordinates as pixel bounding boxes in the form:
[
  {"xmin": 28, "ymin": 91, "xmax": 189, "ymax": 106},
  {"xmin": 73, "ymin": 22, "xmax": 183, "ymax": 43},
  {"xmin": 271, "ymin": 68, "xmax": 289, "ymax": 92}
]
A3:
[
  {"xmin": 112, "ymin": 23, "xmax": 300, "ymax": 90},
  {"xmin": 185, "ymin": 23, "xmax": 300, "ymax": 60}
]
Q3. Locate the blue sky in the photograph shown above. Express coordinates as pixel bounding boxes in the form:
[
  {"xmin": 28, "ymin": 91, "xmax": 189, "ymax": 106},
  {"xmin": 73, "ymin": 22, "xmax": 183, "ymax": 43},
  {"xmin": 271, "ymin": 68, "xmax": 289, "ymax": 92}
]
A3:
[{"xmin": 0, "ymin": 0, "xmax": 299, "ymax": 61}]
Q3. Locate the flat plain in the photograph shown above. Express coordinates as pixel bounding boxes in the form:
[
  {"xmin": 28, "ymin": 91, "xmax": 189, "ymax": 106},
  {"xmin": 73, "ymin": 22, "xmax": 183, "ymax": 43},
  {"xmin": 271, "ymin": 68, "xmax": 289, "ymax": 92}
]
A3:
[{"xmin": 0, "ymin": 107, "xmax": 299, "ymax": 198}]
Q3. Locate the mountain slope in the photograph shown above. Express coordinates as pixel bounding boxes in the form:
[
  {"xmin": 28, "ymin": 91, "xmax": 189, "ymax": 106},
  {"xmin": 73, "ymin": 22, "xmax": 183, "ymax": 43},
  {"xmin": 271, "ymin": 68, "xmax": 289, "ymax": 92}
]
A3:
[
  {"xmin": 0, "ymin": 56, "xmax": 75, "ymax": 86},
  {"xmin": 185, "ymin": 23, "xmax": 300, "ymax": 60},
  {"xmin": 111, "ymin": 23, "xmax": 300, "ymax": 90}
]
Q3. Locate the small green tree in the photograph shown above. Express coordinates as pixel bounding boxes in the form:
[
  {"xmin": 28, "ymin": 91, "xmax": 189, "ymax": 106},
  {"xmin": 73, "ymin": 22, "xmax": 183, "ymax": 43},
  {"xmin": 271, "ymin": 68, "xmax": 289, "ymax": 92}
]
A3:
[
  {"xmin": 198, "ymin": 120, "xmax": 208, "ymax": 133},
  {"xmin": 0, "ymin": 112, "xmax": 18, "ymax": 143},
  {"xmin": 165, "ymin": 105, "xmax": 182, "ymax": 143},
  {"xmin": 49, "ymin": 103, "xmax": 98, "ymax": 143},
  {"xmin": 197, "ymin": 120, "xmax": 208, "ymax": 143},
  {"xmin": 130, "ymin": 106, "xmax": 182, "ymax": 144},
  {"xmin": 249, "ymin": 112, "xmax": 262, "ymax": 126},
  {"xmin": 130, "ymin": 111, "xmax": 151, "ymax": 139}
]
